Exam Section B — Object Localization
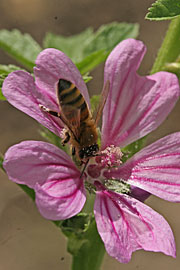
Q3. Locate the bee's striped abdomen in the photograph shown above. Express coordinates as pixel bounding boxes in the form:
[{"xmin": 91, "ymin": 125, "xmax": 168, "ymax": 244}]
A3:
[{"xmin": 57, "ymin": 79, "xmax": 89, "ymax": 122}]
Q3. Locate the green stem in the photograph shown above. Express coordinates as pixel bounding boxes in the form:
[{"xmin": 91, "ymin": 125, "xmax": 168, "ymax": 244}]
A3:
[
  {"xmin": 71, "ymin": 219, "xmax": 105, "ymax": 270},
  {"xmin": 151, "ymin": 17, "xmax": 180, "ymax": 74}
]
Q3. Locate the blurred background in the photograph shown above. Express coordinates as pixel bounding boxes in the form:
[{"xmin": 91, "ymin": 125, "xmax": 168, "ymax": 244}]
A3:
[{"xmin": 0, "ymin": 0, "xmax": 180, "ymax": 269}]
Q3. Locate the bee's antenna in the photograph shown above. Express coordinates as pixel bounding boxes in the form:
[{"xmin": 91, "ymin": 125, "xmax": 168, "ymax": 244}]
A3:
[{"xmin": 80, "ymin": 159, "xmax": 89, "ymax": 178}]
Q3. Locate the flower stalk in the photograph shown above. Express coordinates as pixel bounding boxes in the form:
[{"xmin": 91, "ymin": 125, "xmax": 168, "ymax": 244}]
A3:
[
  {"xmin": 71, "ymin": 219, "xmax": 105, "ymax": 270},
  {"xmin": 151, "ymin": 17, "xmax": 180, "ymax": 74}
]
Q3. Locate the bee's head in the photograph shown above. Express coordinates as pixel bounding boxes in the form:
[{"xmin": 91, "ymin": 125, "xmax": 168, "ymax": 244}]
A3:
[{"xmin": 79, "ymin": 144, "xmax": 99, "ymax": 160}]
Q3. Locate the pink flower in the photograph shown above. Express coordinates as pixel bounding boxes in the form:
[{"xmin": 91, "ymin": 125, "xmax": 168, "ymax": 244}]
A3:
[{"xmin": 2, "ymin": 39, "xmax": 180, "ymax": 263}]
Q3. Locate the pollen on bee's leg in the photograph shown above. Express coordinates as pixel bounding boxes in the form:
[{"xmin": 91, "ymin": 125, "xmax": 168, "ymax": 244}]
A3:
[
  {"xmin": 60, "ymin": 128, "xmax": 68, "ymax": 140},
  {"xmin": 96, "ymin": 145, "xmax": 123, "ymax": 168},
  {"xmin": 39, "ymin": 104, "xmax": 48, "ymax": 112},
  {"xmin": 39, "ymin": 104, "xmax": 59, "ymax": 117}
]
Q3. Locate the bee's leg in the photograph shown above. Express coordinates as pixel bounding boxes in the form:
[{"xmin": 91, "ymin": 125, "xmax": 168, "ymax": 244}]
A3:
[
  {"xmin": 80, "ymin": 159, "xmax": 90, "ymax": 178},
  {"xmin": 79, "ymin": 160, "xmax": 86, "ymax": 166},
  {"xmin": 79, "ymin": 160, "xmax": 83, "ymax": 166},
  {"xmin": 62, "ymin": 132, "xmax": 70, "ymax": 146},
  {"xmin": 72, "ymin": 147, "xmax": 76, "ymax": 156},
  {"xmin": 39, "ymin": 104, "xmax": 60, "ymax": 118}
]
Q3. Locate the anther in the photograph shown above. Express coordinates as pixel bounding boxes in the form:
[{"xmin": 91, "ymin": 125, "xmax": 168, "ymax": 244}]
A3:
[{"xmin": 98, "ymin": 145, "xmax": 123, "ymax": 168}]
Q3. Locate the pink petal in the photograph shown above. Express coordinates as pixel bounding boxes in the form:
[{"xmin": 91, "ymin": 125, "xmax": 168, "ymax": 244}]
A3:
[
  {"xmin": 34, "ymin": 48, "xmax": 90, "ymax": 106},
  {"xmin": 105, "ymin": 132, "xmax": 180, "ymax": 202},
  {"xmin": 4, "ymin": 140, "xmax": 86, "ymax": 220},
  {"xmin": 3, "ymin": 140, "xmax": 79, "ymax": 188},
  {"xmin": 2, "ymin": 71, "xmax": 63, "ymax": 136},
  {"xmin": 35, "ymin": 176, "xmax": 86, "ymax": 220},
  {"xmin": 101, "ymin": 39, "xmax": 180, "ymax": 149},
  {"xmin": 94, "ymin": 189, "xmax": 176, "ymax": 263}
]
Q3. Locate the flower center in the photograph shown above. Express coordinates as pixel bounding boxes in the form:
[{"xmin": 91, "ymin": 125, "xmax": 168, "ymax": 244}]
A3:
[
  {"xmin": 85, "ymin": 146, "xmax": 130, "ymax": 195},
  {"xmin": 87, "ymin": 145, "xmax": 123, "ymax": 180},
  {"xmin": 96, "ymin": 145, "xmax": 123, "ymax": 168},
  {"xmin": 87, "ymin": 164, "xmax": 101, "ymax": 178}
]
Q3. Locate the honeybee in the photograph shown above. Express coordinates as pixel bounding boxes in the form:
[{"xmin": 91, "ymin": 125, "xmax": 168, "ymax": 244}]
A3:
[{"xmin": 40, "ymin": 78, "xmax": 110, "ymax": 176}]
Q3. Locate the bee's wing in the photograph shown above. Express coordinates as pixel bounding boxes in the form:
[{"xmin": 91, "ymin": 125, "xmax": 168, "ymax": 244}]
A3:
[
  {"xmin": 60, "ymin": 105, "xmax": 81, "ymax": 141},
  {"xmin": 94, "ymin": 80, "xmax": 110, "ymax": 125}
]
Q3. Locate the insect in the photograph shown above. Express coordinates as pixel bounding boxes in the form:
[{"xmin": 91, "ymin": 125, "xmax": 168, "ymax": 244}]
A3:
[{"xmin": 40, "ymin": 78, "xmax": 110, "ymax": 176}]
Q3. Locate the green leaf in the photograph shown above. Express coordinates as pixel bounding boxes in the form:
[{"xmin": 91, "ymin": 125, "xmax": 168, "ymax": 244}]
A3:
[
  {"xmin": 0, "ymin": 90, "xmax": 6, "ymax": 100},
  {"xmin": 61, "ymin": 213, "xmax": 105, "ymax": 270},
  {"xmin": 146, "ymin": 0, "xmax": 180, "ymax": 20},
  {"xmin": 43, "ymin": 28, "xmax": 94, "ymax": 63},
  {"xmin": 83, "ymin": 22, "xmax": 139, "ymax": 56},
  {"xmin": 0, "ymin": 64, "xmax": 24, "ymax": 100},
  {"xmin": 0, "ymin": 29, "xmax": 42, "ymax": 70},
  {"xmin": 77, "ymin": 22, "xmax": 139, "ymax": 74},
  {"xmin": 0, "ymin": 64, "xmax": 23, "ymax": 73},
  {"xmin": 0, "ymin": 86, "xmax": 6, "ymax": 100},
  {"xmin": 76, "ymin": 50, "xmax": 108, "ymax": 74},
  {"xmin": 0, "ymin": 155, "xmax": 4, "ymax": 172},
  {"xmin": 43, "ymin": 22, "xmax": 139, "ymax": 74}
]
